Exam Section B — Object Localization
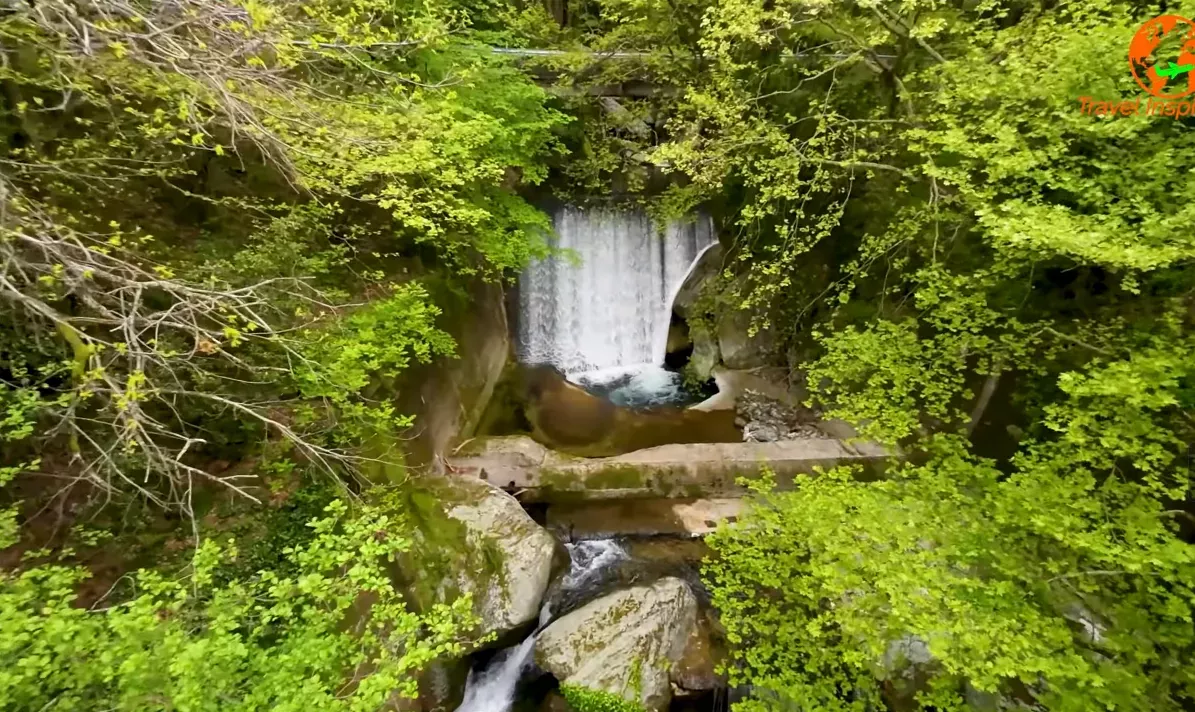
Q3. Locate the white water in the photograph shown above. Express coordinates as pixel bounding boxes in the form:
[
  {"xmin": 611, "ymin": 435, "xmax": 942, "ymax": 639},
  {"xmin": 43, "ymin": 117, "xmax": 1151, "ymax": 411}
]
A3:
[
  {"xmin": 454, "ymin": 637, "xmax": 537, "ymax": 712},
  {"xmin": 562, "ymin": 539, "xmax": 628, "ymax": 590},
  {"xmin": 517, "ymin": 207, "xmax": 715, "ymax": 376},
  {"xmin": 454, "ymin": 540, "xmax": 628, "ymax": 712}
]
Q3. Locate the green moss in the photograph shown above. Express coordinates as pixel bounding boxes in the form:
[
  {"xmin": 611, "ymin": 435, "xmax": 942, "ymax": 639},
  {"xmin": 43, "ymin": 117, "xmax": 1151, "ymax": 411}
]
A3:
[
  {"xmin": 383, "ymin": 481, "xmax": 506, "ymax": 632},
  {"xmin": 559, "ymin": 685, "xmax": 647, "ymax": 712},
  {"xmin": 540, "ymin": 467, "xmax": 583, "ymax": 491},
  {"xmin": 628, "ymin": 656, "xmax": 644, "ymax": 700},
  {"xmin": 584, "ymin": 465, "xmax": 646, "ymax": 490}
]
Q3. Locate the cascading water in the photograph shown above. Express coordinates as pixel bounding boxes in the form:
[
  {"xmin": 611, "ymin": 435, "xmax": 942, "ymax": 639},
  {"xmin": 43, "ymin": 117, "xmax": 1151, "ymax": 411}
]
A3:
[
  {"xmin": 517, "ymin": 206, "xmax": 715, "ymax": 406},
  {"xmin": 561, "ymin": 539, "xmax": 628, "ymax": 591},
  {"xmin": 454, "ymin": 540, "xmax": 629, "ymax": 712},
  {"xmin": 454, "ymin": 637, "xmax": 537, "ymax": 712}
]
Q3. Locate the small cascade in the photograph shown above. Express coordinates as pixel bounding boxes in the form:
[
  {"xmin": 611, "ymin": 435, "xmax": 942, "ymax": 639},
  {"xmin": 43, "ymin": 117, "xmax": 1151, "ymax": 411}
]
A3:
[
  {"xmin": 517, "ymin": 206, "xmax": 715, "ymax": 406},
  {"xmin": 454, "ymin": 637, "xmax": 537, "ymax": 712},
  {"xmin": 562, "ymin": 539, "xmax": 628, "ymax": 591},
  {"xmin": 454, "ymin": 540, "xmax": 629, "ymax": 712}
]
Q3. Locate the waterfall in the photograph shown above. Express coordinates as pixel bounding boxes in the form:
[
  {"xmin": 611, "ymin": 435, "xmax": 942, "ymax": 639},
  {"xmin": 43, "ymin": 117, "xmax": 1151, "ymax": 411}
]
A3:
[
  {"xmin": 517, "ymin": 206, "xmax": 715, "ymax": 376},
  {"xmin": 561, "ymin": 539, "xmax": 628, "ymax": 591},
  {"xmin": 454, "ymin": 637, "xmax": 537, "ymax": 712}
]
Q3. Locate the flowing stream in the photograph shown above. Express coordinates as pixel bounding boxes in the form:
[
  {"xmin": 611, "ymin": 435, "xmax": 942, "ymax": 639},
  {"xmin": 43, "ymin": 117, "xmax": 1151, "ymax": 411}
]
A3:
[
  {"xmin": 517, "ymin": 206, "xmax": 714, "ymax": 405},
  {"xmin": 454, "ymin": 636, "xmax": 537, "ymax": 712},
  {"xmin": 454, "ymin": 540, "xmax": 629, "ymax": 712}
]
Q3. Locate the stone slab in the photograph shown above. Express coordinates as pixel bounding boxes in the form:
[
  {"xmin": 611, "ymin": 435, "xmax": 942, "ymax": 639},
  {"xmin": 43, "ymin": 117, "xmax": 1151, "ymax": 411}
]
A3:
[
  {"xmin": 448, "ymin": 435, "xmax": 890, "ymax": 502},
  {"xmin": 547, "ymin": 497, "xmax": 746, "ymax": 539}
]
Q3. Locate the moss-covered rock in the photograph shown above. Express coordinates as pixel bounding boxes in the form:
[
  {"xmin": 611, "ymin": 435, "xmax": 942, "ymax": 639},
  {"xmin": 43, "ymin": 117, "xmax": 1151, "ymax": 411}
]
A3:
[
  {"xmin": 536, "ymin": 578, "xmax": 698, "ymax": 712},
  {"xmin": 438, "ymin": 477, "xmax": 559, "ymax": 640},
  {"xmin": 389, "ymin": 477, "xmax": 558, "ymax": 645}
]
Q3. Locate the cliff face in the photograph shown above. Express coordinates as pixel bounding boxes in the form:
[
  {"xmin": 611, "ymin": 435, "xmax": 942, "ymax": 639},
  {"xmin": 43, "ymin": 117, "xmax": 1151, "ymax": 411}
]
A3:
[{"xmin": 398, "ymin": 278, "xmax": 513, "ymax": 469}]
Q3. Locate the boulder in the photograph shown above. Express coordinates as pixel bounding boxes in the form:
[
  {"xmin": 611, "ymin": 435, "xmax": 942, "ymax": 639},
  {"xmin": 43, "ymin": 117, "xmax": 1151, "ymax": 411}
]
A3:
[
  {"xmin": 441, "ymin": 477, "xmax": 559, "ymax": 638},
  {"xmin": 536, "ymin": 577, "xmax": 698, "ymax": 711},
  {"xmin": 716, "ymin": 308, "xmax": 776, "ymax": 370}
]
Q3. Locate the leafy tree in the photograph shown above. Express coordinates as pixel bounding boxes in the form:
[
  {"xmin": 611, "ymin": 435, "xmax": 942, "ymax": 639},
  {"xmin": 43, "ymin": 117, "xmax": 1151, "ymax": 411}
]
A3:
[
  {"xmin": 526, "ymin": 0, "xmax": 1195, "ymax": 709},
  {"xmin": 0, "ymin": 0, "xmax": 566, "ymax": 509},
  {"xmin": 0, "ymin": 494, "xmax": 479, "ymax": 711},
  {"xmin": 707, "ymin": 443, "xmax": 1195, "ymax": 711}
]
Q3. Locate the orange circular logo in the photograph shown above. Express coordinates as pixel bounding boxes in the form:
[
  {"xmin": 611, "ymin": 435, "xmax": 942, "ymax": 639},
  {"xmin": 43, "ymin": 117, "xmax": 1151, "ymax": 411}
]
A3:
[{"xmin": 1129, "ymin": 14, "xmax": 1195, "ymax": 98}]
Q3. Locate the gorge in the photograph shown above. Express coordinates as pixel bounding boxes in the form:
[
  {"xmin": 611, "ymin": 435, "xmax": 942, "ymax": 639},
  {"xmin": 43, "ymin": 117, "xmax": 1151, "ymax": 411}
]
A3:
[{"xmin": 3, "ymin": 3, "xmax": 1192, "ymax": 712}]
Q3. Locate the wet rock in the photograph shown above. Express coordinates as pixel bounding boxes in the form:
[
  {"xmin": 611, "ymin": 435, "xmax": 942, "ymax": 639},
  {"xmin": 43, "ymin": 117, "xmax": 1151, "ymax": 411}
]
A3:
[
  {"xmin": 416, "ymin": 658, "xmax": 470, "ymax": 712},
  {"xmin": 670, "ymin": 615, "xmax": 723, "ymax": 694},
  {"xmin": 441, "ymin": 477, "xmax": 558, "ymax": 639},
  {"xmin": 536, "ymin": 577, "xmax": 699, "ymax": 711}
]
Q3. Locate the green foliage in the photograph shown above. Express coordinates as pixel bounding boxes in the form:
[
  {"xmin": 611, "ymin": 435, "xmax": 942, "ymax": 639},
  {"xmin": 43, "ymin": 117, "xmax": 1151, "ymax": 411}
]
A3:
[
  {"xmin": 293, "ymin": 283, "xmax": 457, "ymax": 444},
  {"xmin": 0, "ymin": 0, "xmax": 567, "ymax": 502},
  {"xmin": 707, "ymin": 445, "xmax": 1195, "ymax": 711},
  {"xmin": 560, "ymin": 684, "xmax": 648, "ymax": 712},
  {"xmin": 531, "ymin": 2, "xmax": 1195, "ymax": 709},
  {"xmin": 0, "ymin": 495, "xmax": 479, "ymax": 711}
]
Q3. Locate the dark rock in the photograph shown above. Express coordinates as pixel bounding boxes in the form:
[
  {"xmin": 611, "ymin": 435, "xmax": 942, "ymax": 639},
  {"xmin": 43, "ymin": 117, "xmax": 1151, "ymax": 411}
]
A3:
[{"xmin": 670, "ymin": 616, "xmax": 723, "ymax": 693}]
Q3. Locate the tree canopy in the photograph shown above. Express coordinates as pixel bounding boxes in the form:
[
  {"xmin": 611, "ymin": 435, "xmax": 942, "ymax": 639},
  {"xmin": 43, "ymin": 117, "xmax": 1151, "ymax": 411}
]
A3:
[{"xmin": 2, "ymin": 0, "xmax": 1194, "ymax": 710}]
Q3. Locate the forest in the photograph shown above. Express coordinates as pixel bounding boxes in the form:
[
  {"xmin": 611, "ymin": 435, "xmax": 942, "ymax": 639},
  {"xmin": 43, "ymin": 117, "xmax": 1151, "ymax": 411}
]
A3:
[{"xmin": 1, "ymin": 1, "xmax": 1193, "ymax": 711}]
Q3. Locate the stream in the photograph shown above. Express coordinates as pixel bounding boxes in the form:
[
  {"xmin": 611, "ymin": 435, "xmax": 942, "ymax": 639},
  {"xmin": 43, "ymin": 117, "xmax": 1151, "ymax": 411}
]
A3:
[{"xmin": 454, "ymin": 540, "xmax": 629, "ymax": 712}]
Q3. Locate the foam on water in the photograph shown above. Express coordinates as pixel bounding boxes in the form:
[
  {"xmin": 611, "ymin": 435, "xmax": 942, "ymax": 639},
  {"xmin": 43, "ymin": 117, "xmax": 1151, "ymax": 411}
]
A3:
[
  {"xmin": 454, "ymin": 637, "xmax": 536, "ymax": 712},
  {"xmin": 570, "ymin": 363, "xmax": 688, "ymax": 408}
]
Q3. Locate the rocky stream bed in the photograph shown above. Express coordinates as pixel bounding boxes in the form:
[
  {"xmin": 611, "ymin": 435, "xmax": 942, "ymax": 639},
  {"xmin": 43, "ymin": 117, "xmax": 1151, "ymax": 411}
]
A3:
[{"xmin": 436, "ymin": 474, "xmax": 728, "ymax": 712}]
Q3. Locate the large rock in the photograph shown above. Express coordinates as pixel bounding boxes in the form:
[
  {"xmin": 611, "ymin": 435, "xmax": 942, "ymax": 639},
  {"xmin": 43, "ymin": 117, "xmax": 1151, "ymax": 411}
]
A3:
[
  {"xmin": 716, "ymin": 308, "xmax": 777, "ymax": 370},
  {"xmin": 393, "ymin": 279, "xmax": 511, "ymax": 469},
  {"xmin": 441, "ymin": 477, "xmax": 558, "ymax": 638},
  {"xmin": 536, "ymin": 577, "xmax": 698, "ymax": 711}
]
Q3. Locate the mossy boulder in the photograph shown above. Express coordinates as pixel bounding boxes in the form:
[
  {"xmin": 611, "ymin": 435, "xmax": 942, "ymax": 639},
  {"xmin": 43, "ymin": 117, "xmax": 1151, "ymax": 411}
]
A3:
[
  {"xmin": 439, "ymin": 477, "xmax": 560, "ymax": 639},
  {"xmin": 535, "ymin": 577, "xmax": 698, "ymax": 712}
]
